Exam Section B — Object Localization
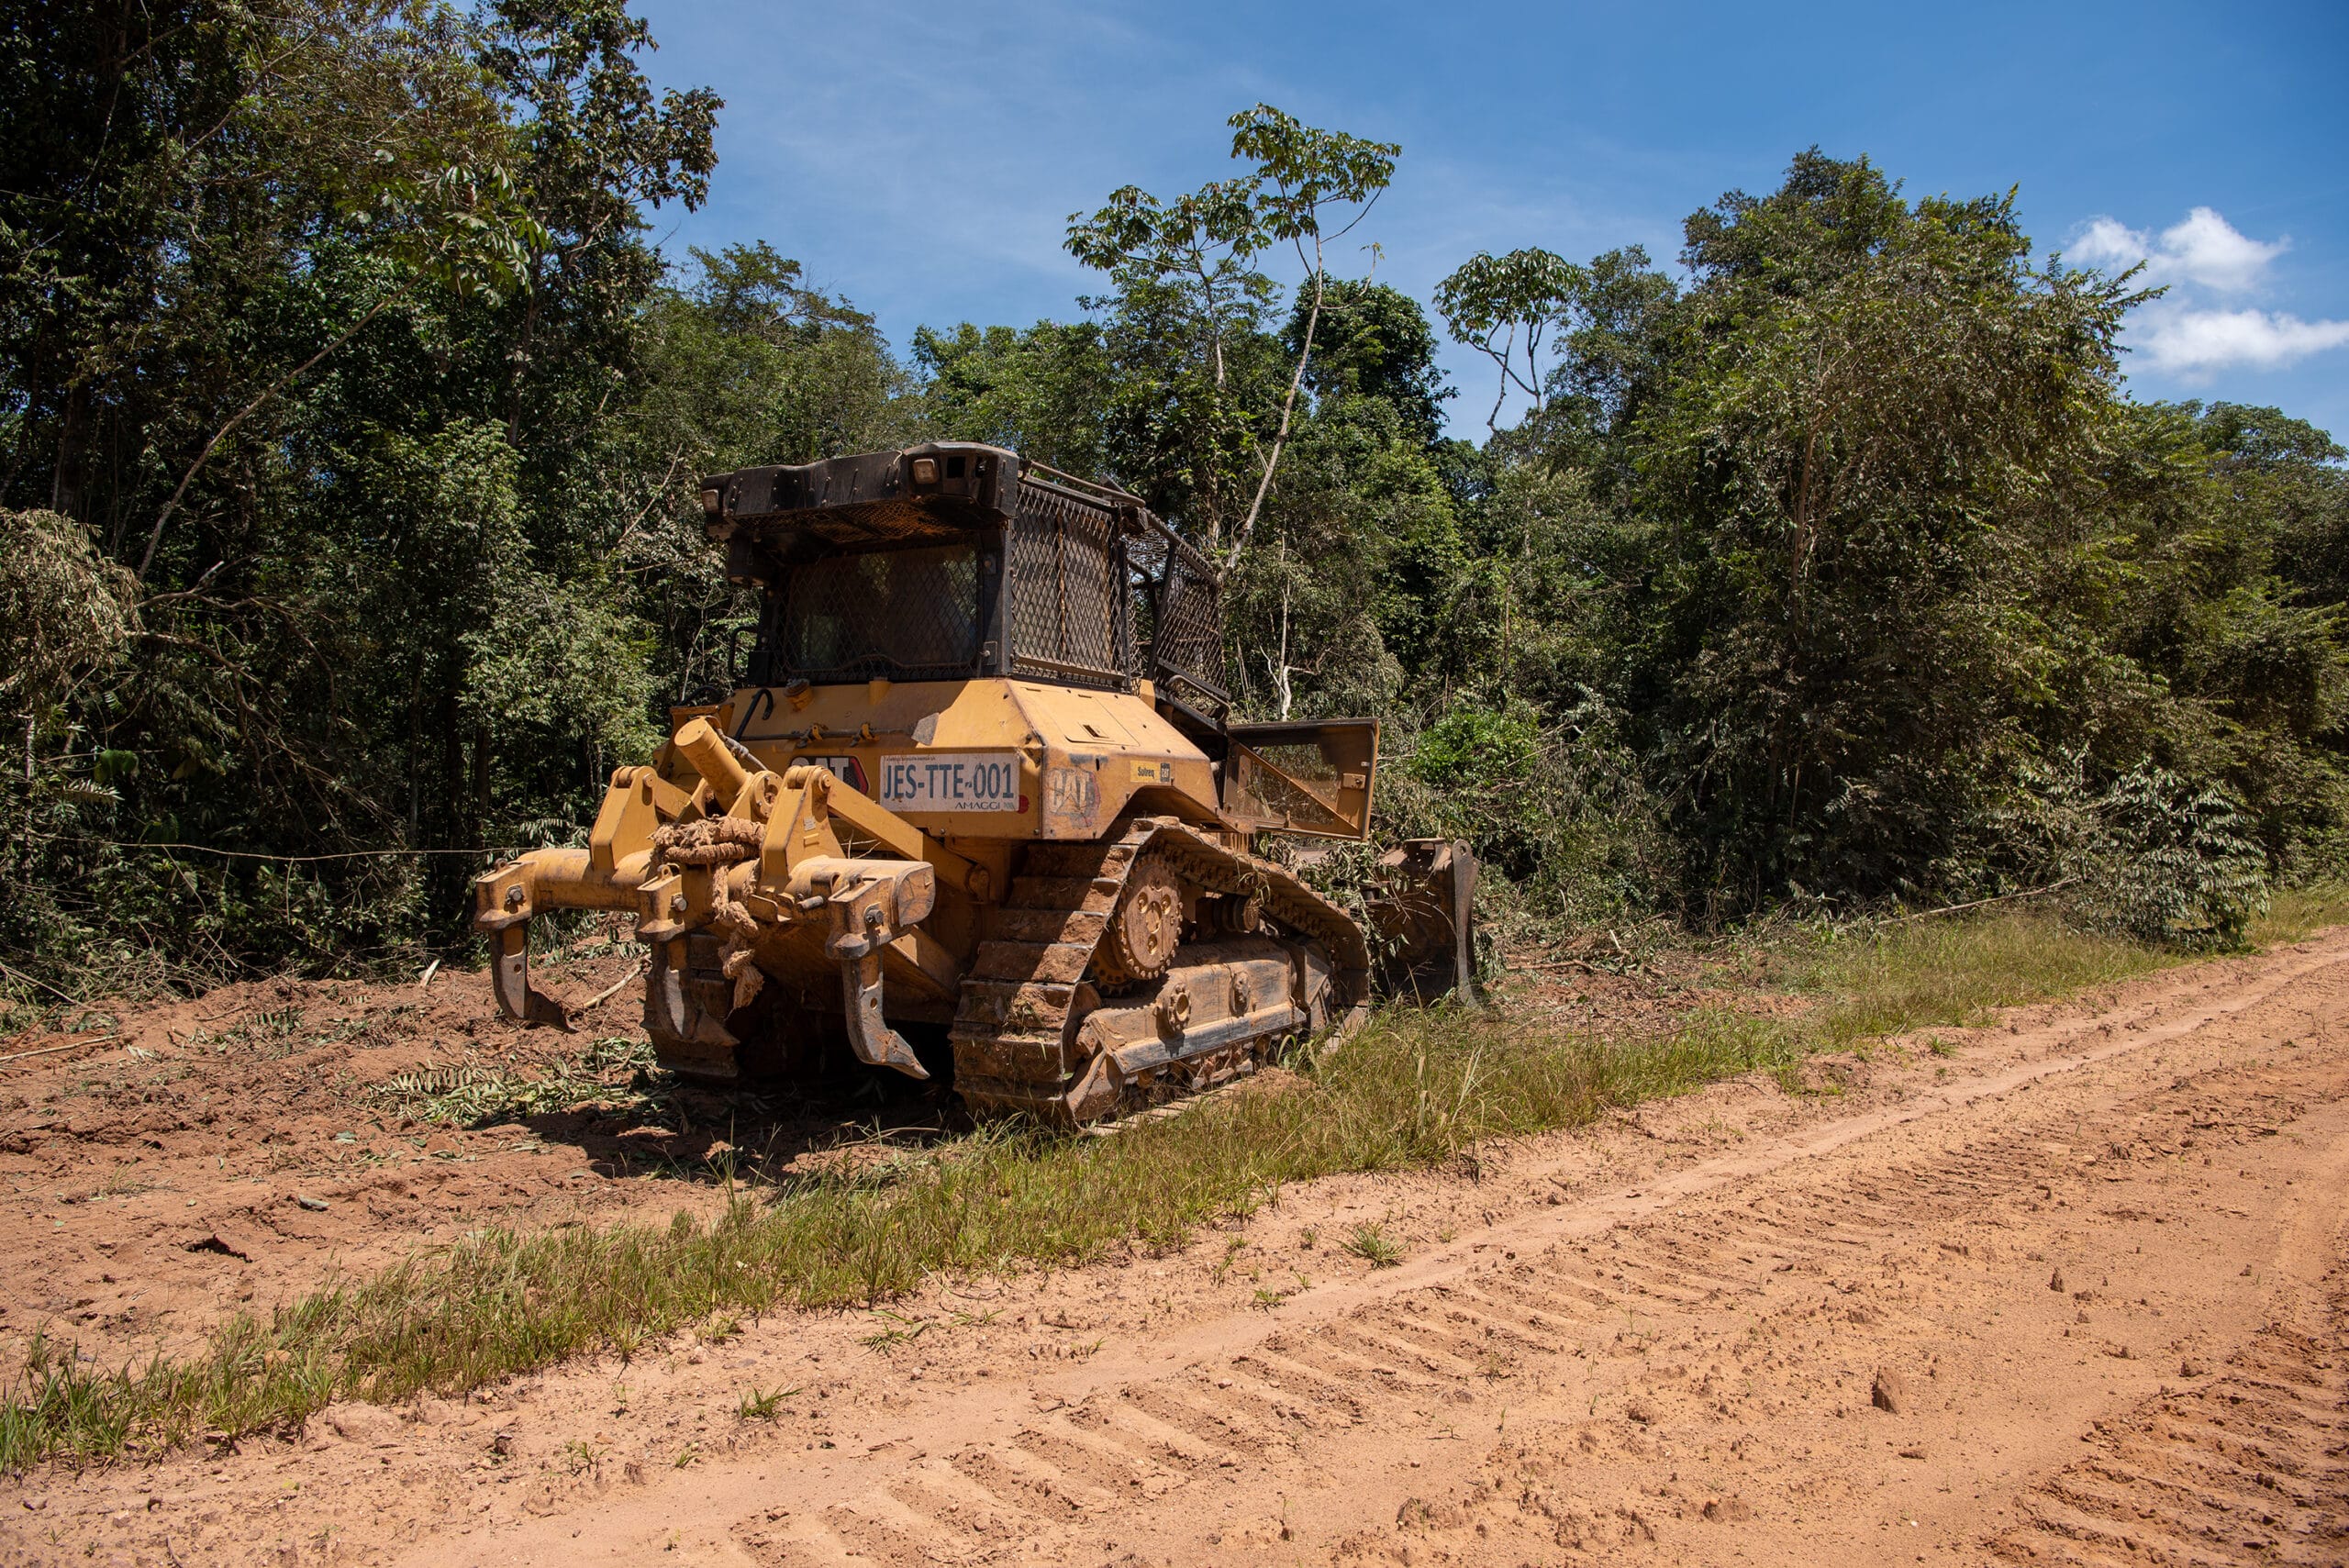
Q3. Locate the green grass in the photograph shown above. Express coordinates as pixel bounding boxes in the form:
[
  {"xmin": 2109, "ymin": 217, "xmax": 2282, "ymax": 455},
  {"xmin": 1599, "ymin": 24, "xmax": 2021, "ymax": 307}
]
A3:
[
  {"xmin": 2254, "ymin": 880, "xmax": 2349, "ymax": 946},
  {"xmin": 1768, "ymin": 881, "xmax": 2349, "ymax": 1051},
  {"xmin": 6, "ymin": 896, "xmax": 2343, "ymax": 1472},
  {"xmin": 1784, "ymin": 911, "xmax": 2189, "ymax": 1048},
  {"xmin": 1341, "ymin": 1223, "xmax": 1405, "ymax": 1267}
]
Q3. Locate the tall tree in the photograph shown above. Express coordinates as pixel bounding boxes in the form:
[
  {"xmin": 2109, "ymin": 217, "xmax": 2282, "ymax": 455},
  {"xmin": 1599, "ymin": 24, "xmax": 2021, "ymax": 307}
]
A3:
[
  {"xmin": 0, "ymin": 0, "xmax": 729, "ymax": 979},
  {"xmin": 1433, "ymin": 247, "xmax": 1582, "ymax": 436},
  {"xmin": 1064, "ymin": 105, "xmax": 1397, "ymax": 562}
]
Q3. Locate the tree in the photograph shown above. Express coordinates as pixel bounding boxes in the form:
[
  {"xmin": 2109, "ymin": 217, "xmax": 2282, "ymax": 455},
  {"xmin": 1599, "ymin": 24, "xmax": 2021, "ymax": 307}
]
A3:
[
  {"xmin": 1065, "ymin": 105, "xmax": 1397, "ymax": 563},
  {"xmin": 913, "ymin": 320, "xmax": 1112, "ymax": 476},
  {"xmin": 1281, "ymin": 278, "xmax": 1453, "ymax": 449},
  {"xmin": 628, "ymin": 243, "xmax": 918, "ymax": 703},
  {"xmin": 1433, "ymin": 248, "xmax": 1583, "ymax": 435},
  {"xmin": 1616, "ymin": 156, "xmax": 2154, "ymax": 901},
  {"xmin": 0, "ymin": 0, "xmax": 737, "ymax": 980}
]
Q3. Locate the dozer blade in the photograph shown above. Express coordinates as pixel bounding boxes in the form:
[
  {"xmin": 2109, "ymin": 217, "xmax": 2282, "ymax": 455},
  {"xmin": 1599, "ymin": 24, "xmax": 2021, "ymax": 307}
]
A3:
[{"xmin": 1365, "ymin": 839, "xmax": 1479, "ymax": 1003}]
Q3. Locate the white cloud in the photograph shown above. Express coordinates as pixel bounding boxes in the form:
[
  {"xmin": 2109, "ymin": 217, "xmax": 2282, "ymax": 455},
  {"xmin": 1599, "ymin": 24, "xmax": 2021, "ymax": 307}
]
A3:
[
  {"xmin": 2068, "ymin": 206, "xmax": 2288, "ymax": 292},
  {"xmin": 2157, "ymin": 207, "xmax": 2288, "ymax": 292},
  {"xmin": 2070, "ymin": 206, "xmax": 2345, "ymax": 377},
  {"xmin": 2137, "ymin": 306, "xmax": 2349, "ymax": 373},
  {"xmin": 2071, "ymin": 216, "xmax": 2150, "ymax": 273}
]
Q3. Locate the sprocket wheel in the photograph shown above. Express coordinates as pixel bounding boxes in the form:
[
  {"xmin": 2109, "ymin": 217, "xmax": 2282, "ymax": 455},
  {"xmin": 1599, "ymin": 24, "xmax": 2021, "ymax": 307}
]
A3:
[{"xmin": 1095, "ymin": 857, "xmax": 1183, "ymax": 992}]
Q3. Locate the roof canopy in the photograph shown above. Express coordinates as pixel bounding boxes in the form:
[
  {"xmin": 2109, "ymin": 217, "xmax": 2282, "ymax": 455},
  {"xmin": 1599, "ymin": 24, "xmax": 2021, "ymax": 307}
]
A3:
[{"xmin": 701, "ymin": 442, "xmax": 1019, "ymax": 559}]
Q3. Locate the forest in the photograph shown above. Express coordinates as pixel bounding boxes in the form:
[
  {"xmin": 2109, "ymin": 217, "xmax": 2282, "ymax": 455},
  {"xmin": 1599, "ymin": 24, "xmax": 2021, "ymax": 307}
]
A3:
[{"xmin": 5, "ymin": 0, "xmax": 2345, "ymax": 998}]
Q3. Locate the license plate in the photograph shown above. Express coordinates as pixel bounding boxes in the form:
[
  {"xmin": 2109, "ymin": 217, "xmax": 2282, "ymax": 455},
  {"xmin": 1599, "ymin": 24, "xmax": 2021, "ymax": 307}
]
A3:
[{"xmin": 878, "ymin": 752, "xmax": 1021, "ymax": 812}]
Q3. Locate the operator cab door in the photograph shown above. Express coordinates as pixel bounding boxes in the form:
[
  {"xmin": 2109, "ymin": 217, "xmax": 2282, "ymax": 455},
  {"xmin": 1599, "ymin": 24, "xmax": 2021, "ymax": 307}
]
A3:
[{"xmin": 1219, "ymin": 719, "xmax": 1379, "ymax": 840}]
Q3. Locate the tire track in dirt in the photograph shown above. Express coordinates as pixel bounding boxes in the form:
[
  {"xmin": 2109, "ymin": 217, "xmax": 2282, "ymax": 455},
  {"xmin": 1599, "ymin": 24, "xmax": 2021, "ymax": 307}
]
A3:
[
  {"xmin": 11, "ymin": 935, "xmax": 2343, "ymax": 1565},
  {"xmin": 399, "ymin": 935, "xmax": 2349, "ymax": 1568},
  {"xmin": 1988, "ymin": 1291, "xmax": 2349, "ymax": 1566},
  {"xmin": 1987, "ymin": 1100, "xmax": 2349, "ymax": 1568}
]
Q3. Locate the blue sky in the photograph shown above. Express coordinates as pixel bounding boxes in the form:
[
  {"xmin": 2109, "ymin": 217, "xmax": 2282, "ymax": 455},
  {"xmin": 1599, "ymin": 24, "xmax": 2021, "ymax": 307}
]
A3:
[{"xmin": 633, "ymin": 0, "xmax": 2349, "ymax": 441}]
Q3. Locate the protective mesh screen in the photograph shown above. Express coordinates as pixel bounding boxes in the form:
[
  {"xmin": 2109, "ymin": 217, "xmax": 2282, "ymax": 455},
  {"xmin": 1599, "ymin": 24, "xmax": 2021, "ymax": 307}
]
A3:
[
  {"xmin": 1007, "ymin": 485, "xmax": 1129, "ymax": 686},
  {"xmin": 1128, "ymin": 527, "xmax": 1224, "ymax": 701},
  {"xmin": 772, "ymin": 544, "xmax": 981, "ymax": 683}
]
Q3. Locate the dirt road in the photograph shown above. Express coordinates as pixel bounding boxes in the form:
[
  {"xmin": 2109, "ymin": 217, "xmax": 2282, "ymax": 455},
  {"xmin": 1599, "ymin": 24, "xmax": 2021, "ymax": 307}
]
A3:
[{"xmin": 7, "ymin": 929, "xmax": 2348, "ymax": 1566}]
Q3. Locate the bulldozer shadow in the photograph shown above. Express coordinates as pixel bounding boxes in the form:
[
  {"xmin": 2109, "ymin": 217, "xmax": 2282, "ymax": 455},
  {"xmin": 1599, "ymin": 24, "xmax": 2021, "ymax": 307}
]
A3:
[{"xmin": 472, "ymin": 1021, "xmax": 974, "ymax": 1188}]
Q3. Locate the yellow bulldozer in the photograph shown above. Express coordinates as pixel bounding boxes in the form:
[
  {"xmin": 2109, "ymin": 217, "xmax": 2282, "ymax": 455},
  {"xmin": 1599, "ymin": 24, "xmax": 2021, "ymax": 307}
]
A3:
[{"xmin": 473, "ymin": 442, "xmax": 1474, "ymax": 1124}]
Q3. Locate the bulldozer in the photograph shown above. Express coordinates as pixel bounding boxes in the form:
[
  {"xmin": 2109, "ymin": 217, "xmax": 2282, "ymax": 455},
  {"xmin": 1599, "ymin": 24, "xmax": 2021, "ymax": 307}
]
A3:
[{"xmin": 472, "ymin": 442, "xmax": 1474, "ymax": 1124}]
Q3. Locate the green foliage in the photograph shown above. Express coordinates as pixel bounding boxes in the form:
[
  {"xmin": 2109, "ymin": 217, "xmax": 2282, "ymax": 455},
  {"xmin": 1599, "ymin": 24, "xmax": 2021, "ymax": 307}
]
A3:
[
  {"xmin": 0, "ymin": 2, "xmax": 877, "ymax": 987},
  {"xmin": 4, "ymin": 39, "xmax": 2344, "ymax": 1002},
  {"xmin": 2000, "ymin": 758, "xmax": 2275, "ymax": 948},
  {"xmin": 1063, "ymin": 104, "xmax": 1398, "ymax": 563},
  {"xmin": 1408, "ymin": 705, "xmax": 1542, "ymax": 789},
  {"xmin": 1624, "ymin": 166, "xmax": 2137, "ymax": 903},
  {"xmin": 1282, "ymin": 280, "xmax": 1453, "ymax": 448},
  {"xmin": 1434, "ymin": 248, "xmax": 1585, "ymax": 434},
  {"xmin": 0, "ymin": 511, "xmax": 139, "ymax": 702},
  {"xmin": 1397, "ymin": 705, "xmax": 1547, "ymax": 876},
  {"xmin": 1412, "ymin": 149, "xmax": 2347, "ymax": 929},
  {"xmin": 2079, "ymin": 767, "xmax": 2271, "ymax": 947},
  {"xmin": 913, "ymin": 320, "xmax": 1113, "ymax": 475}
]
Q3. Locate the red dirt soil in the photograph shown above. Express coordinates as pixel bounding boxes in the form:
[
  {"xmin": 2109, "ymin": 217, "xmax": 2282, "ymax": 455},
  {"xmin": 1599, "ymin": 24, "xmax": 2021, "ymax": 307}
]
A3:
[{"xmin": 5, "ymin": 928, "xmax": 2347, "ymax": 1565}]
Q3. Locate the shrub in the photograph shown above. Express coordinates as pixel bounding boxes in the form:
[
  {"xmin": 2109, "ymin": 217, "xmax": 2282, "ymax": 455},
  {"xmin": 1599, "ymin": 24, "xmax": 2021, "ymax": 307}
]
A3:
[{"xmin": 2070, "ymin": 764, "xmax": 2269, "ymax": 948}]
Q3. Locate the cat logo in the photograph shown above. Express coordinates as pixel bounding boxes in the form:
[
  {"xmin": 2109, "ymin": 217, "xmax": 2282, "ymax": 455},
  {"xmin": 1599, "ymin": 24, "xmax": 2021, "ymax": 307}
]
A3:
[
  {"xmin": 1131, "ymin": 760, "xmax": 1174, "ymax": 784},
  {"xmin": 800, "ymin": 755, "xmax": 867, "ymax": 792},
  {"xmin": 1044, "ymin": 765, "xmax": 1099, "ymax": 820}
]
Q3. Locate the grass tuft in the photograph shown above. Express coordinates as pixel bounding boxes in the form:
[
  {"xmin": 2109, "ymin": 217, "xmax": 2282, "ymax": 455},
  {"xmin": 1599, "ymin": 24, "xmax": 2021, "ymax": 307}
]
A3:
[
  {"xmin": 1341, "ymin": 1223, "xmax": 1404, "ymax": 1268},
  {"xmin": 736, "ymin": 1386, "xmax": 793, "ymax": 1421}
]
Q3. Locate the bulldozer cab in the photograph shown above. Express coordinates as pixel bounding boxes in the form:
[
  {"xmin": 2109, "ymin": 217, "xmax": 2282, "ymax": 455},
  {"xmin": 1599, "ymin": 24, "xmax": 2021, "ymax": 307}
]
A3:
[{"xmin": 700, "ymin": 440, "xmax": 1376, "ymax": 840}]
